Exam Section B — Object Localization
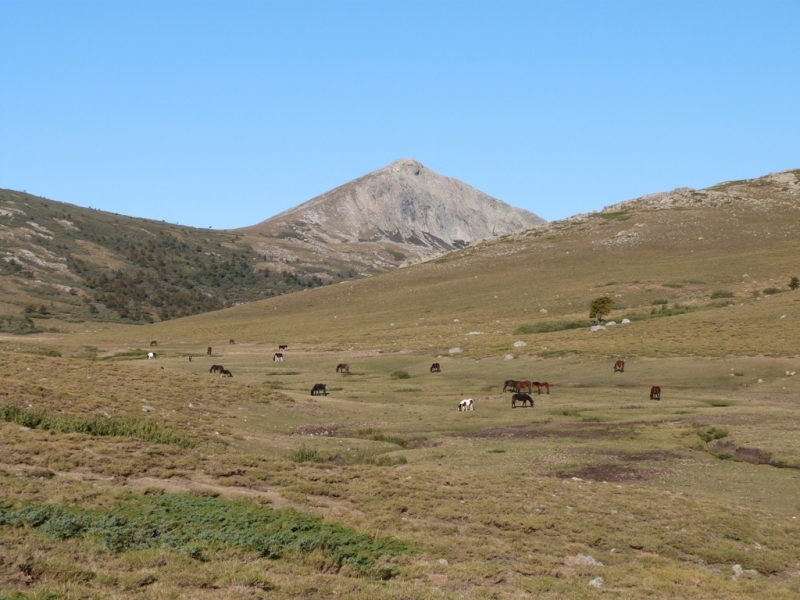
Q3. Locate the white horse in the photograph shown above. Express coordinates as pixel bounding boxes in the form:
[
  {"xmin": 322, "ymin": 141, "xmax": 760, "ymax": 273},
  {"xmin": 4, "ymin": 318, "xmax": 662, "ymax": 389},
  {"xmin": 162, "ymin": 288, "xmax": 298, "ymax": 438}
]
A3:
[
  {"xmin": 458, "ymin": 399, "xmax": 474, "ymax": 411},
  {"xmin": 147, "ymin": 352, "xmax": 157, "ymax": 360}
]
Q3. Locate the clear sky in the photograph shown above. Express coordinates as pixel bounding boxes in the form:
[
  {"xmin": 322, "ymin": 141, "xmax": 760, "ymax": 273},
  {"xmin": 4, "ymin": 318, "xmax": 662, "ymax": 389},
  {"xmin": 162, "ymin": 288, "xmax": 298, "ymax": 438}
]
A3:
[{"xmin": 2, "ymin": 1, "xmax": 799, "ymax": 229}]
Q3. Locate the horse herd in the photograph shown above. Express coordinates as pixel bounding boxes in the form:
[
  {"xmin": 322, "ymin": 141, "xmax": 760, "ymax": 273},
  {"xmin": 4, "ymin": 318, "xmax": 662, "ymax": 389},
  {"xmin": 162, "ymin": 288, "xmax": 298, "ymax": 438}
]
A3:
[{"xmin": 147, "ymin": 344, "xmax": 663, "ymax": 408}]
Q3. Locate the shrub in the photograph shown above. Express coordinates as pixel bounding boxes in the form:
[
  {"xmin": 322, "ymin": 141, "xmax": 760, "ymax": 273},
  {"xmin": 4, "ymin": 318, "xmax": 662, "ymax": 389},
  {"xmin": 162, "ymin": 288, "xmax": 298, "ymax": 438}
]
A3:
[
  {"xmin": 515, "ymin": 320, "xmax": 592, "ymax": 335},
  {"xmin": 288, "ymin": 446, "xmax": 326, "ymax": 463},
  {"xmin": 710, "ymin": 290, "xmax": 734, "ymax": 299},
  {"xmin": 390, "ymin": 370, "xmax": 410, "ymax": 380},
  {"xmin": 0, "ymin": 494, "xmax": 411, "ymax": 577},
  {"xmin": 790, "ymin": 276, "xmax": 800, "ymax": 290},
  {"xmin": 652, "ymin": 299, "xmax": 668, "ymax": 305},
  {"xmin": 696, "ymin": 426, "xmax": 729, "ymax": 443},
  {"xmin": 763, "ymin": 287, "xmax": 782, "ymax": 295}
]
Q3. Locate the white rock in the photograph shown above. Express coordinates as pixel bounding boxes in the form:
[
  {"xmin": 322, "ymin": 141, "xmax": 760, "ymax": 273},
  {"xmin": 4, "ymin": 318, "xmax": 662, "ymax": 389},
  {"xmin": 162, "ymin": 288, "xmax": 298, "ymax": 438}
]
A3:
[
  {"xmin": 757, "ymin": 379, "xmax": 764, "ymax": 383},
  {"xmin": 453, "ymin": 319, "xmax": 459, "ymax": 322},
  {"xmin": 606, "ymin": 321, "xmax": 617, "ymax": 326},
  {"xmin": 590, "ymin": 325, "xmax": 606, "ymax": 331},
  {"xmin": 504, "ymin": 354, "xmax": 514, "ymax": 360},
  {"xmin": 513, "ymin": 341, "xmax": 527, "ymax": 347},
  {"xmin": 578, "ymin": 555, "xmax": 602, "ymax": 566},
  {"xmin": 438, "ymin": 558, "xmax": 448, "ymax": 565},
  {"xmin": 448, "ymin": 347, "xmax": 463, "ymax": 354},
  {"xmin": 732, "ymin": 564, "xmax": 744, "ymax": 579},
  {"xmin": 540, "ymin": 308, "xmax": 548, "ymax": 313},
  {"xmin": 588, "ymin": 577, "xmax": 604, "ymax": 588},
  {"xmin": 621, "ymin": 318, "xmax": 631, "ymax": 324}
]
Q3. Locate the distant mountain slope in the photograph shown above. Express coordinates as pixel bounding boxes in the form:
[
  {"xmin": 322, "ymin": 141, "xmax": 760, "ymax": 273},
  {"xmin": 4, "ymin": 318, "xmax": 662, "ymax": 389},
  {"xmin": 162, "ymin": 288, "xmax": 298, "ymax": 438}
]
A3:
[
  {"xmin": 0, "ymin": 159, "xmax": 542, "ymax": 327},
  {"xmin": 111, "ymin": 168, "xmax": 800, "ymax": 359},
  {"xmin": 0, "ymin": 190, "xmax": 325, "ymax": 329},
  {"xmin": 238, "ymin": 158, "xmax": 545, "ymax": 274}
]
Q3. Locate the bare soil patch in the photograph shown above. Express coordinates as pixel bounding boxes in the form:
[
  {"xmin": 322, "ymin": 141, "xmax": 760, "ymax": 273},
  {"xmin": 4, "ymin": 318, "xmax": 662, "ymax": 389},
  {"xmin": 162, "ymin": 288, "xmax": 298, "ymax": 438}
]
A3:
[
  {"xmin": 554, "ymin": 464, "xmax": 666, "ymax": 483},
  {"xmin": 458, "ymin": 422, "xmax": 633, "ymax": 440}
]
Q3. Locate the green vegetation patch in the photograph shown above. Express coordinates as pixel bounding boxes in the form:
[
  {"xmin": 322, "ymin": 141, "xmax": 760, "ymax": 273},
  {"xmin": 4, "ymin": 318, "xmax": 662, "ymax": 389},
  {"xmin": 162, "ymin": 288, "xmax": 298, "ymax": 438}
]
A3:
[
  {"xmin": 0, "ymin": 494, "xmax": 411, "ymax": 577},
  {"xmin": 710, "ymin": 290, "xmax": 734, "ymax": 299},
  {"xmin": 0, "ymin": 314, "xmax": 46, "ymax": 335},
  {"xmin": 515, "ymin": 319, "xmax": 592, "ymax": 335},
  {"xmin": 696, "ymin": 426, "xmax": 729, "ymax": 443},
  {"xmin": 0, "ymin": 404, "xmax": 192, "ymax": 448}
]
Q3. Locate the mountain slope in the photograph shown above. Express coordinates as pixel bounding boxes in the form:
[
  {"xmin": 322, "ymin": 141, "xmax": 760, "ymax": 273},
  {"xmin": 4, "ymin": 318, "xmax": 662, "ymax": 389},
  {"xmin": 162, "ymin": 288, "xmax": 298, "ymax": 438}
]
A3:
[
  {"xmin": 95, "ymin": 168, "xmax": 800, "ymax": 359},
  {"xmin": 238, "ymin": 158, "xmax": 545, "ymax": 274}
]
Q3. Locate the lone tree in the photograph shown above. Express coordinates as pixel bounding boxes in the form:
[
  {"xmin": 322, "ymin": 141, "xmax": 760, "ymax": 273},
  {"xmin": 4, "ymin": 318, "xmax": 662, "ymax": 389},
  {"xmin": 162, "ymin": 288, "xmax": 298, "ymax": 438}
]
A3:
[
  {"xmin": 589, "ymin": 296, "xmax": 615, "ymax": 320},
  {"xmin": 790, "ymin": 276, "xmax": 800, "ymax": 291}
]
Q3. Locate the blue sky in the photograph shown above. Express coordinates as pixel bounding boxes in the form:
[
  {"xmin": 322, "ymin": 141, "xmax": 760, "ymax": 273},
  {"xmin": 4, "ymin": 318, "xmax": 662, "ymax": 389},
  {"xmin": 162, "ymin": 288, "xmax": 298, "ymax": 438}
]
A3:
[{"xmin": 1, "ymin": 1, "xmax": 798, "ymax": 229}]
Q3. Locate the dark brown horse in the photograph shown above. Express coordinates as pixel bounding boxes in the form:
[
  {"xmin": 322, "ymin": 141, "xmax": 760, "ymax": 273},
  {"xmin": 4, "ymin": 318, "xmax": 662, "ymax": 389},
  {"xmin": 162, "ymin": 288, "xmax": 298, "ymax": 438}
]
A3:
[
  {"xmin": 512, "ymin": 393, "xmax": 534, "ymax": 408},
  {"xmin": 278, "ymin": 344, "xmax": 288, "ymax": 351},
  {"xmin": 430, "ymin": 362, "xmax": 441, "ymax": 373},
  {"xmin": 503, "ymin": 380, "xmax": 519, "ymax": 392},
  {"xmin": 533, "ymin": 381, "xmax": 550, "ymax": 395},
  {"xmin": 229, "ymin": 339, "xmax": 235, "ymax": 345},
  {"xmin": 614, "ymin": 360, "xmax": 625, "ymax": 372},
  {"xmin": 149, "ymin": 340, "xmax": 157, "ymax": 347},
  {"xmin": 650, "ymin": 386, "xmax": 661, "ymax": 401},
  {"xmin": 207, "ymin": 346, "xmax": 212, "ymax": 356},
  {"xmin": 311, "ymin": 383, "xmax": 327, "ymax": 396},
  {"xmin": 210, "ymin": 364, "xmax": 224, "ymax": 374},
  {"xmin": 219, "ymin": 369, "xmax": 233, "ymax": 378},
  {"xmin": 336, "ymin": 363, "xmax": 349, "ymax": 373}
]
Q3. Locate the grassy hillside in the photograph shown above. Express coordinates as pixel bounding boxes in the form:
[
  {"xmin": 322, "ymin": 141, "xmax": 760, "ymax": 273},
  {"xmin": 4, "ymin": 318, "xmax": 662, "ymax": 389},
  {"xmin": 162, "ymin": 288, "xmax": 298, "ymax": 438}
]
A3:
[{"xmin": 0, "ymin": 189, "xmax": 333, "ymax": 328}]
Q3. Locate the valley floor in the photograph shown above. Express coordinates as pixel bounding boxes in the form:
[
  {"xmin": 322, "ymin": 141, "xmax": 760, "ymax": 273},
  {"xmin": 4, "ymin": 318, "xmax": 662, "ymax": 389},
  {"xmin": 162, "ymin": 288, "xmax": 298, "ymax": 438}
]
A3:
[{"xmin": 1, "ymin": 343, "xmax": 800, "ymax": 599}]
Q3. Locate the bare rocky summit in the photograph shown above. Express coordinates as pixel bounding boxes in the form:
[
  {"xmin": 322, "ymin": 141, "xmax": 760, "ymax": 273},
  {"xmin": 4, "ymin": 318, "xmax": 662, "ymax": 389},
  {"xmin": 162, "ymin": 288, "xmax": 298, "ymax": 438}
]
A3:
[{"xmin": 241, "ymin": 159, "xmax": 544, "ymax": 273}]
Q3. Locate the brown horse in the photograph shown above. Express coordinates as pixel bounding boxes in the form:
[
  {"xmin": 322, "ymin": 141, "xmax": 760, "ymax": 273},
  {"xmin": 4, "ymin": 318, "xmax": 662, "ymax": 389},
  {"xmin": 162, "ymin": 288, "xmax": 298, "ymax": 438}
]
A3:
[
  {"xmin": 207, "ymin": 346, "xmax": 212, "ymax": 356},
  {"xmin": 311, "ymin": 383, "xmax": 327, "ymax": 396},
  {"xmin": 514, "ymin": 380, "xmax": 533, "ymax": 393},
  {"xmin": 430, "ymin": 362, "xmax": 441, "ymax": 373},
  {"xmin": 503, "ymin": 380, "xmax": 519, "ymax": 392},
  {"xmin": 650, "ymin": 386, "xmax": 661, "ymax": 401},
  {"xmin": 278, "ymin": 344, "xmax": 288, "ymax": 351},
  {"xmin": 149, "ymin": 340, "xmax": 157, "ymax": 347},
  {"xmin": 512, "ymin": 393, "xmax": 534, "ymax": 408},
  {"xmin": 229, "ymin": 339, "xmax": 235, "ymax": 345},
  {"xmin": 614, "ymin": 360, "xmax": 625, "ymax": 372},
  {"xmin": 209, "ymin": 364, "xmax": 224, "ymax": 374},
  {"xmin": 336, "ymin": 363, "xmax": 349, "ymax": 373},
  {"xmin": 219, "ymin": 369, "xmax": 233, "ymax": 378},
  {"xmin": 533, "ymin": 381, "xmax": 550, "ymax": 395}
]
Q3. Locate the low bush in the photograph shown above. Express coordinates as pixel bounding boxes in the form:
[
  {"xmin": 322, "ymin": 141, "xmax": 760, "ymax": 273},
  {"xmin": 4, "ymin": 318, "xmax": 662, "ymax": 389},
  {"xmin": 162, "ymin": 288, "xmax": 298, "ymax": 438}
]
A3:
[
  {"xmin": 696, "ymin": 426, "xmax": 729, "ymax": 443},
  {"xmin": 514, "ymin": 320, "xmax": 592, "ymax": 335},
  {"xmin": 390, "ymin": 370, "xmax": 410, "ymax": 380},
  {"xmin": 288, "ymin": 446, "xmax": 326, "ymax": 463},
  {"xmin": 710, "ymin": 290, "xmax": 734, "ymax": 299},
  {"xmin": 763, "ymin": 287, "xmax": 782, "ymax": 295},
  {"xmin": 652, "ymin": 299, "xmax": 668, "ymax": 305},
  {"xmin": 0, "ymin": 494, "xmax": 411, "ymax": 577},
  {"xmin": 0, "ymin": 404, "xmax": 192, "ymax": 447}
]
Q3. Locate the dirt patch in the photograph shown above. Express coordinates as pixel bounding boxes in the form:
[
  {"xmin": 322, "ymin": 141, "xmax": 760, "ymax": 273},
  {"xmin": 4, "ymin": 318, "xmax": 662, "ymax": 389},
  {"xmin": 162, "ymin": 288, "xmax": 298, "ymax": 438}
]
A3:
[
  {"xmin": 408, "ymin": 437, "xmax": 441, "ymax": 449},
  {"xmin": 712, "ymin": 441, "xmax": 798, "ymax": 468},
  {"xmin": 458, "ymin": 422, "xmax": 633, "ymax": 440},
  {"xmin": 601, "ymin": 450, "xmax": 682, "ymax": 462},
  {"xmin": 554, "ymin": 464, "xmax": 662, "ymax": 483}
]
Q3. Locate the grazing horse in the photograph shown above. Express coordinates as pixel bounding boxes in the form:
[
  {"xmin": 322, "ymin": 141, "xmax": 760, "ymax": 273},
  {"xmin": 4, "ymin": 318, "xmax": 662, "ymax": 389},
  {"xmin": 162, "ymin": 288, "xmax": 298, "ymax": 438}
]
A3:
[
  {"xmin": 188, "ymin": 355, "xmax": 192, "ymax": 362},
  {"xmin": 219, "ymin": 369, "xmax": 233, "ymax": 378},
  {"xmin": 207, "ymin": 347, "xmax": 212, "ymax": 356},
  {"xmin": 515, "ymin": 380, "xmax": 533, "ymax": 394},
  {"xmin": 311, "ymin": 383, "xmax": 327, "ymax": 396},
  {"xmin": 533, "ymin": 381, "xmax": 550, "ymax": 395},
  {"xmin": 458, "ymin": 398, "xmax": 474, "ymax": 411},
  {"xmin": 512, "ymin": 393, "xmax": 534, "ymax": 408},
  {"xmin": 147, "ymin": 352, "xmax": 157, "ymax": 360},
  {"xmin": 278, "ymin": 344, "xmax": 288, "ymax": 351},
  {"xmin": 149, "ymin": 340, "xmax": 157, "ymax": 347},
  {"xmin": 650, "ymin": 386, "xmax": 661, "ymax": 401},
  {"xmin": 336, "ymin": 363, "xmax": 349, "ymax": 373},
  {"xmin": 430, "ymin": 362, "xmax": 441, "ymax": 373},
  {"xmin": 503, "ymin": 380, "xmax": 519, "ymax": 392},
  {"xmin": 229, "ymin": 339, "xmax": 235, "ymax": 345},
  {"xmin": 614, "ymin": 360, "xmax": 625, "ymax": 373},
  {"xmin": 209, "ymin": 364, "xmax": 224, "ymax": 374}
]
